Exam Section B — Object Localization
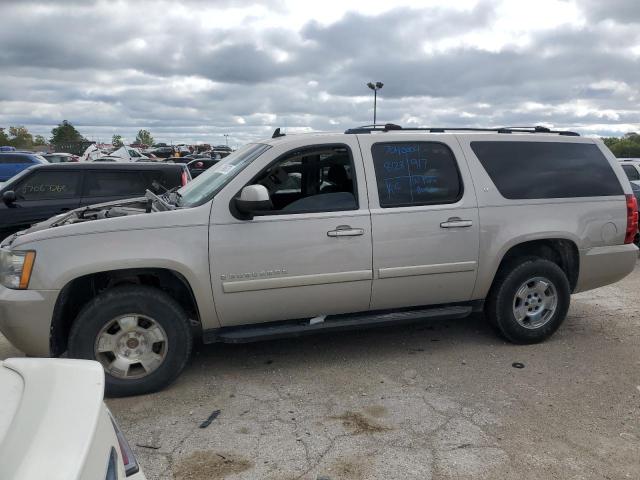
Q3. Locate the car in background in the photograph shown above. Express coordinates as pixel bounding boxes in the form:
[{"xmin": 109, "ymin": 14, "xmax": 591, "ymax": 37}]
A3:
[
  {"xmin": 619, "ymin": 159, "xmax": 640, "ymax": 182},
  {"xmin": 0, "ymin": 358, "xmax": 145, "ymax": 479},
  {"xmin": 147, "ymin": 146, "xmax": 173, "ymax": 158},
  {"xmin": 0, "ymin": 152, "xmax": 48, "ymax": 182},
  {"xmin": 631, "ymin": 181, "xmax": 640, "ymax": 245},
  {"xmin": 0, "ymin": 162, "xmax": 191, "ymax": 240},
  {"xmin": 42, "ymin": 153, "xmax": 79, "ymax": 163},
  {"xmin": 186, "ymin": 158, "xmax": 219, "ymax": 177}
]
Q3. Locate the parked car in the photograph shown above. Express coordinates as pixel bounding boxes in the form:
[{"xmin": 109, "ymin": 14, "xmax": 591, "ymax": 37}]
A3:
[
  {"xmin": 148, "ymin": 146, "xmax": 174, "ymax": 158},
  {"xmin": 0, "ymin": 126, "xmax": 637, "ymax": 397},
  {"xmin": 186, "ymin": 158, "xmax": 219, "ymax": 178},
  {"xmin": 0, "ymin": 162, "xmax": 191, "ymax": 239},
  {"xmin": 0, "ymin": 152, "xmax": 48, "ymax": 182},
  {"xmin": 0, "ymin": 357, "xmax": 145, "ymax": 479},
  {"xmin": 619, "ymin": 158, "xmax": 640, "ymax": 181},
  {"xmin": 42, "ymin": 153, "xmax": 79, "ymax": 163}
]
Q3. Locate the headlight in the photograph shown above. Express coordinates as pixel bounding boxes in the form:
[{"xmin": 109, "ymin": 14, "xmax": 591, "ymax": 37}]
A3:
[{"xmin": 0, "ymin": 249, "xmax": 36, "ymax": 289}]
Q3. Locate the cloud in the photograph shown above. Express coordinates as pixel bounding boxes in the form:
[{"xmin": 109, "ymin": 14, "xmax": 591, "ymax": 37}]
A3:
[{"xmin": 0, "ymin": 0, "xmax": 638, "ymax": 145}]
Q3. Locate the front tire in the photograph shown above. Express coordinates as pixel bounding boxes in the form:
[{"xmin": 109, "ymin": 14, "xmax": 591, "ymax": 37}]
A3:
[
  {"xmin": 68, "ymin": 285, "xmax": 193, "ymax": 397},
  {"xmin": 486, "ymin": 258, "xmax": 570, "ymax": 344}
]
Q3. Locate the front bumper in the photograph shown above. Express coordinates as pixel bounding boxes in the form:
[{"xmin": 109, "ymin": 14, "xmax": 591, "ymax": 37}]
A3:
[
  {"xmin": 574, "ymin": 243, "xmax": 639, "ymax": 293},
  {"xmin": 0, "ymin": 285, "xmax": 58, "ymax": 356}
]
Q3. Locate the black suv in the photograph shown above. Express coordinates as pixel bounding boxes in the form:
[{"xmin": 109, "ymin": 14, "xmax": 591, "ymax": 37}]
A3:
[{"xmin": 0, "ymin": 162, "xmax": 191, "ymax": 239}]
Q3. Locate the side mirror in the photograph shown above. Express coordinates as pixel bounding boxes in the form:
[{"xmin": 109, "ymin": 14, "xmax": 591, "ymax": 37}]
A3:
[
  {"xmin": 2, "ymin": 190, "xmax": 17, "ymax": 206},
  {"xmin": 234, "ymin": 185, "xmax": 272, "ymax": 219}
]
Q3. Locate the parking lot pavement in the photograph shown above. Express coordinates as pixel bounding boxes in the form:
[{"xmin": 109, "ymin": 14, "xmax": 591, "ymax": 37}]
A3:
[{"xmin": 1, "ymin": 262, "xmax": 639, "ymax": 480}]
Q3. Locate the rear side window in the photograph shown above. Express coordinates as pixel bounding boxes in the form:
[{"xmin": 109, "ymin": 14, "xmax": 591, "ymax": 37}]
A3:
[
  {"xmin": 15, "ymin": 171, "xmax": 81, "ymax": 200},
  {"xmin": 371, "ymin": 142, "xmax": 462, "ymax": 207},
  {"xmin": 0, "ymin": 154, "xmax": 32, "ymax": 164},
  {"xmin": 622, "ymin": 164, "xmax": 640, "ymax": 181},
  {"xmin": 471, "ymin": 141, "xmax": 623, "ymax": 199},
  {"xmin": 84, "ymin": 171, "xmax": 148, "ymax": 197}
]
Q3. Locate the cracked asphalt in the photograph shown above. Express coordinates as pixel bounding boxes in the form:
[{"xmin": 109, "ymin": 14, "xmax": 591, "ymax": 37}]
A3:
[{"xmin": 1, "ymin": 261, "xmax": 639, "ymax": 479}]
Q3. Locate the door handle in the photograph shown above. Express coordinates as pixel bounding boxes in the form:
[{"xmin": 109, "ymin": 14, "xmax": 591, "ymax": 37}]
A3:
[
  {"xmin": 440, "ymin": 217, "xmax": 473, "ymax": 228},
  {"xmin": 327, "ymin": 225, "xmax": 365, "ymax": 237}
]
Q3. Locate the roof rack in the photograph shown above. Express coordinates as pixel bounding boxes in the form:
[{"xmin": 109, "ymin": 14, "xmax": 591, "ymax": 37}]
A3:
[{"xmin": 344, "ymin": 124, "xmax": 580, "ymax": 136}]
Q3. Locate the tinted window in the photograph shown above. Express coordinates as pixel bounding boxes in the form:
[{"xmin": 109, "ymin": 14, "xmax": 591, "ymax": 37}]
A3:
[
  {"xmin": 15, "ymin": 171, "xmax": 81, "ymax": 200},
  {"xmin": 372, "ymin": 142, "xmax": 462, "ymax": 207},
  {"xmin": 622, "ymin": 164, "xmax": 640, "ymax": 181},
  {"xmin": 471, "ymin": 141, "xmax": 623, "ymax": 199},
  {"xmin": 84, "ymin": 171, "xmax": 148, "ymax": 197},
  {"xmin": 0, "ymin": 154, "xmax": 32, "ymax": 164}
]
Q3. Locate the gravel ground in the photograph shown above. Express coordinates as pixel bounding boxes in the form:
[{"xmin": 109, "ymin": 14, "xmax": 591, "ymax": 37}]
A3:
[{"xmin": 2, "ymin": 261, "xmax": 639, "ymax": 479}]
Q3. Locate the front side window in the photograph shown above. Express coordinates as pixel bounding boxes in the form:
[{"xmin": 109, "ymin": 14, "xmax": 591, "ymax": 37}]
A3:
[
  {"xmin": 15, "ymin": 171, "xmax": 81, "ymax": 200},
  {"xmin": 372, "ymin": 142, "xmax": 463, "ymax": 208},
  {"xmin": 177, "ymin": 143, "xmax": 271, "ymax": 207},
  {"xmin": 471, "ymin": 141, "xmax": 623, "ymax": 199},
  {"xmin": 246, "ymin": 144, "xmax": 358, "ymax": 214},
  {"xmin": 622, "ymin": 164, "xmax": 640, "ymax": 181}
]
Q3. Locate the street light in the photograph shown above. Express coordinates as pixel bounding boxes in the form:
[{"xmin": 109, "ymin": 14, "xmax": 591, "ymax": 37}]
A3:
[
  {"xmin": 223, "ymin": 134, "xmax": 230, "ymax": 147},
  {"xmin": 367, "ymin": 81, "xmax": 384, "ymax": 125}
]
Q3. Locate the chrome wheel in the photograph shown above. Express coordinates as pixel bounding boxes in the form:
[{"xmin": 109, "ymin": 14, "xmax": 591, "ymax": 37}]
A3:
[
  {"xmin": 94, "ymin": 314, "xmax": 168, "ymax": 379},
  {"xmin": 512, "ymin": 277, "xmax": 558, "ymax": 329}
]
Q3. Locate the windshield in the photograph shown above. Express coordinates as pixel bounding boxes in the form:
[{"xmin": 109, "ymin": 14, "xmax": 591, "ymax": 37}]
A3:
[{"xmin": 177, "ymin": 143, "xmax": 271, "ymax": 207}]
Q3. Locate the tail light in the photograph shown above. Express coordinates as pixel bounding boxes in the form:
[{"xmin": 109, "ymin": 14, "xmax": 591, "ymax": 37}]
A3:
[
  {"xmin": 181, "ymin": 169, "xmax": 188, "ymax": 186},
  {"xmin": 109, "ymin": 415, "xmax": 140, "ymax": 477},
  {"xmin": 625, "ymin": 194, "xmax": 639, "ymax": 244}
]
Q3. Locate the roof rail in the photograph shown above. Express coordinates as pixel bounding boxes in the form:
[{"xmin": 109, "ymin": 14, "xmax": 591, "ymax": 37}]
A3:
[{"xmin": 344, "ymin": 124, "xmax": 580, "ymax": 136}]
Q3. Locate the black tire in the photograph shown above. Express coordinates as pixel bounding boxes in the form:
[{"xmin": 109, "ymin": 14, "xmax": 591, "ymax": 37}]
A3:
[
  {"xmin": 486, "ymin": 258, "xmax": 570, "ymax": 344},
  {"xmin": 68, "ymin": 285, "xmax": 193, "ymax": 397}
]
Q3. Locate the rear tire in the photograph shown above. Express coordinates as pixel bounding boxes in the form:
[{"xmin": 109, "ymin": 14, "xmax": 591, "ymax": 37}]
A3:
[
  {"xmin": 486, "ymin": 258, "xmax": 570, "ymax": 344},
  {"xmin": 68, "ymin": 285, "xmax": 192, "ymax": 397}
]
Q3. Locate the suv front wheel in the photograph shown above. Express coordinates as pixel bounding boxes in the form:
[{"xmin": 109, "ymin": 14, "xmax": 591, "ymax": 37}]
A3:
[
  {"xmin": 68, "ymin": 285, "xmax": 193, "ymax": 397},
  {"xmin": 487, "ymin": 258, "xmax": 570, "ymax": 344}
]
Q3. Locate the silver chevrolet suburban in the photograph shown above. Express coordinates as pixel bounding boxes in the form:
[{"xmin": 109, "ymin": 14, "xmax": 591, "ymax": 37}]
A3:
[{"xmin": 1, "ymin": 125, "xmax": 638, "ymax": 396}]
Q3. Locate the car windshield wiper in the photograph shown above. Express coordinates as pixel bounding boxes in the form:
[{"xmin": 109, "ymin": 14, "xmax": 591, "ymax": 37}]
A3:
[{"xmin": 145, "ymin": 189, "xmax": 174, "ymax": 211}]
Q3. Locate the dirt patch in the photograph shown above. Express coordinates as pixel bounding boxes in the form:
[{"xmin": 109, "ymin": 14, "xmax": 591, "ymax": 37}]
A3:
[
  {"xmin": 363, "ymin": 405, "xmax": 388, "ymax": 418},
  {"xmin": 330, "ymin": 411, "xmax": 390, "ymax": 434},
  {"xmin": 329, "ymin": 457, "xmax": 369, "ymax": 479},
  {"xmin": 173, "ymin": 451, "xmax": 253, "ymax": 480}
]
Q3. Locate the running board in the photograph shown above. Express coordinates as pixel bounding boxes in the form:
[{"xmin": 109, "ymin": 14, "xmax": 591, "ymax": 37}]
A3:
[{"xmin": 203, "ymin": 305, "xmax": 473, "ymax": 344}]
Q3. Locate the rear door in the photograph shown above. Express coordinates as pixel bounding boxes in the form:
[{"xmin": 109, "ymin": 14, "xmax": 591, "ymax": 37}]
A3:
[
  {"xmin": 2, "ymin": 169, "xmax": 82, "ymax": 230},
  {"xmin": 358, "ymin": 134, "xmax": 480, "ymax": 310}
]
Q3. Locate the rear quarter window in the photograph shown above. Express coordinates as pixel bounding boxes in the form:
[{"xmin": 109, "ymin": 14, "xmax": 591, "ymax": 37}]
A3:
[
  {"xmin": 15, "ymin": 170, "xmax": 81, "ymax": 200},
  {"xmin": 471, "ymin": 141, "xmax": 623, "ymax": 199}
]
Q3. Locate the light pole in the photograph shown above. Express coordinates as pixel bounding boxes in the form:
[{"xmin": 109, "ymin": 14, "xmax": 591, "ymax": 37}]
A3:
[
  {"xmin": 367, "ymin": 81, "xmax": 384, "ymax": 124},
  {"xmin": 224, "ymin": 134, "xmax": 229, "ymax": 147}
]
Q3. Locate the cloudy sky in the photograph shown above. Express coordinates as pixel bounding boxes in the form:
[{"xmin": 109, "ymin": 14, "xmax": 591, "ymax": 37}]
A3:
[{"xmin": 0, "ymin": 0, "xmax": 639, "ymax": 146}]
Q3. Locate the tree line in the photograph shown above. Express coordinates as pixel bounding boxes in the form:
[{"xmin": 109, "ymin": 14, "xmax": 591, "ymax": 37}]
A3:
[{"xmin": 0, "ymin": 121, "xmax": 155, "ymax": 150}]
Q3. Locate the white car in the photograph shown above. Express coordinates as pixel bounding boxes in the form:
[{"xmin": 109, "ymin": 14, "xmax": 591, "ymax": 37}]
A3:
[
  {"xmin": 619, "ymin": 158, "xmax": 640, "ymax": 182},
  {"xmin": 0, "ymin": 358, "xmax": 145, "ymax": 480}
]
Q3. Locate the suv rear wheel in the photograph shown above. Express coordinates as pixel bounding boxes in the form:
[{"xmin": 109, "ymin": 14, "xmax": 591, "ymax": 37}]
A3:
[
  {"xmin": 68, "ymin": 285, "xmax": 192, "ymax": 397},
  {"xmin": 487, "ymin": 258, "xmax": 570, "ymax": 344}
]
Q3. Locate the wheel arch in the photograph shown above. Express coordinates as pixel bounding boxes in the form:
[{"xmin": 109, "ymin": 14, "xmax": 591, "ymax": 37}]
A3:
[
  {"xmin": 50, "ymin": 267, "xmax": 201, "ymax": 356},
  {"xmin": 488, "ymin": 238, "xmax": 580, "ymax": 297}
]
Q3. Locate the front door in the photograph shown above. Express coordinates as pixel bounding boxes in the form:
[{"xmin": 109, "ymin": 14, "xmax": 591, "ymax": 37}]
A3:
[
  {"xmin": 0, "ymin": 169, "xmax": 82, "ymax": 234},
  {"xmin": 358, "ymin": 135, "xmax": 480, "ymax": 310},
  {"xmin": 209, "ymin": 137, "xmax": 372, "ymax": 327}
]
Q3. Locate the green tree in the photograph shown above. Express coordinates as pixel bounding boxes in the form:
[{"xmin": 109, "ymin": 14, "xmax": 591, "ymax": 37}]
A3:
[
  {"xmin": 0, "ymin": 128, "xmax": 9, "ymax": 146},
  {"xmin": 50, "ymin": 120, "xmax": 85, "ymax": 147},
  {"xmin": 8, "ymin": 126, "xmax": 34, "ymax": 149},
  {"xmin": 135, "ymin": 129, "xmax": 154, "ymax": 146},
  {"xmin": 112, "ymin": 134, "xmax": 124, "ymax": 147},
  {"xmin": 34, "ymin": 135, "xmax": 47, "ymax": 145},
  {"xmin": 603, "ymin": 132, "xmax": 640, "ymax": 158}
]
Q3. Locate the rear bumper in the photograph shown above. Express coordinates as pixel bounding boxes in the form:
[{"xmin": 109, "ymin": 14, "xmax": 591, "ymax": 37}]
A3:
[
  {"xmin": 574, "ymin": 244, "xmax": 638, "ymax": 293},
  {"xmin": 0, "ymin": 286, "xmax": 58, "ymax": 356}
]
